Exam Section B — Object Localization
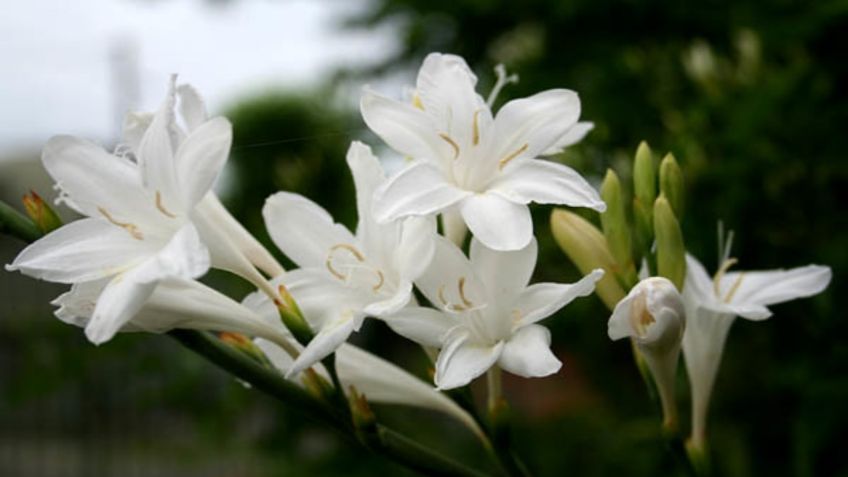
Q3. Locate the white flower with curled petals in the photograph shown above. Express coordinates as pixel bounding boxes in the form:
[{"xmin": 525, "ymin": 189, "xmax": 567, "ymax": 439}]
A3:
[
  {"xmin": 388, "ymin": 235, "xmax": 603, "ymax": 390},
  {"xmin": 609, "ymin": 277, "xmax": 686, "ymax": 429},
  {"xmin": 682, "ymin": 252, "xmax": 831, "ymax": 450},
  {"xmin": 262, "ymin": 141, "xmax": 436, "ymax": 377},
  {"xmin": 361, "ymin": 52, "xmax": 605, "ymax": 251},
  {"xmin": 6, "ymin": 80, "xmax": 238, "ymax": 344}
]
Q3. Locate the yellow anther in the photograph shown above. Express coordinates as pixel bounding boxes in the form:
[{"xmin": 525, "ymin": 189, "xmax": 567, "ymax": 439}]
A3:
[
  {"xmin": 98, "ymin": 207, "xmax": 143, "ymax": 240},
  {"xmin": 630, "ymin": 291, "xmax": 654, "ymax": 338},
  {"xmin": 458, "ymin": 277, "xmax": 473, "ymax": 308},
  {"xmin": 412, "ymin": 92, "xmax": 424, "ymax": 110},
  {"xmin": 372, "ymin": 270, "xmax": 385, "ymax": 292},
  {"xmin": 712, "ymin": 258, "xmax": 739, "ymax": 298},
  {"xmin": 723, "ymin": 272, "xmax": 746, "ymax": 303},
  {"xmin": 439, "ymin": 133, "xmax": 460, "ymax": 160},
  {"xmin": 155, "ymin": 191, "xmax": 176, "ymax": 218},
  {"xmin": 498, "ymin": 143, "xmax": 529, "ymax": 170},
  {"xmin": 325, "ymin": 244, "xmax": 365, "ymax": 280},
  {"xmin": 472, "ymin": 110, "xmax": 481, "ymax": 146}
]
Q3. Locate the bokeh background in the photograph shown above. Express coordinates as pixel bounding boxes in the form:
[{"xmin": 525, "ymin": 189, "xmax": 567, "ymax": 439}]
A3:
[{"xmin": 1, "ymin": 0, "xmax": 845, "ymax": 476}]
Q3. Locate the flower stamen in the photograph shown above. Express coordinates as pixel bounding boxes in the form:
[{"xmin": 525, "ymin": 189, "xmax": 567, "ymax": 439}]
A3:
[
  {"xmin": 155, "ymin": 191, "xmax": 177, "ymax": 218},
  {"xmin": 472, "ymin": 110, "xmax": 481, "ymax": 146},
  {"xmin": 498, "ymin": 143, "xmax": 529, "ymax": 170},
  {"xmin": 712, "ymin": 257, "xmax": 738, "ymax": 299},
  {"xmin": 326, "ymin": 243, "xmax": 365, "ymax": 280},
  {"xmin": 439, "ymin": 133, "xmax": 460, "ymax": 160},
  {"xmin": 98, "ymin": 207, "xmax": 143, "ymax": 240}
]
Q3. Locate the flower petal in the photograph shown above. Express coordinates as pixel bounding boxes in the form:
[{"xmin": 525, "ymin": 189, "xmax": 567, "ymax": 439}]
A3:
[
  {"xmin": 363, "ymin": 279, "xmax": 413, "ymax": 317},
  {"xmin": 174, "ymin": 117, "xmax": 232, "ymax": 211},
  {"xmin": 489, "ymin": 159, "xmax": 605, "ymax": 212},
  {"xmin": 286, "ymin": 313, "xmax": 357, "ymax": 378},
  {"xmin": 372, "ymin": 162, "xmax": 470, "ymax": 223},
  {"xmin": 607, "ymin": 291, "xmax": 637, "ymax": 341},
  {"xmin": 177, "ymin": 83, "xmax": 208, "ymax": 132},
  {"xmin": 283, "ymin": 268, "xmax": 369, "ymax": 329},
  {"xmin": 514, "ymin": 269, "xmax": 604, "ymax": 327},
  {"xmin": 541, "ymin": 121, "xmax": 594, "ymax": 156},
  {"xmin": 435, "ymin": 331, "xmax": 504, "ymax": 390},
  {"xmin": 360, "ymin": 88, "xmax": 448, "ymax": 162},
  {"xmin": 137, "ymin": 84, "xmax": 180, "ymax": 208},
  {"xmin": 460, "ymin": 193, "xmax": 532, "ymax": 251},
  {"xmin": 498, "ymin": 324, "xmax": 561, "ymax": 378},
  {"xmin": 6, "ymin": 218, "xmax": 155, "ymax": 283},
  {"xmin": 395, "ymin": 215, "xmax": 437, "ymax": 280},
  {"xmin": 263, "ymin": 192, "xmax": 356, "ymax": 269},
  {"xmin": 486, "ymin": 89, "xmax": 581, "ymax": 169},
  {"xmin": 83, "ymin": 260, "xmax": 159, "ymax": 344},
  {"xmin": 415, "ymin": 235, "xmax": 486, "ymax": 313},
  {"xmin": 42, "ymin": 135, "xmax": 154, "ymax": 219},
  {"xmin": 470, "ymin": 236, "xmax": 537, "ymax": 307},
  {"xmin": 122, "ymin": 111, "xmax": 154, "ymax": 153},
  {"xmin": 723, "ymin": 265, "xmax": 832, "ymax": 309},
  {"xmin": 384, "ymin": 306, "xmax": 457, "ymax": 347},
  {"xmin": 684, "ymin": 254, "xmax": 718, "ymax": 304}
]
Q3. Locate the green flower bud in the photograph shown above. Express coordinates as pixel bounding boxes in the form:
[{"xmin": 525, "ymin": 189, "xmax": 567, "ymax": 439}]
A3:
[
  {"xmin": 550, "ymin": 209, "xmax": 627, "ymax": 310},
  {"xmin": 633, "ymin": 142, "xmax": 656, "ymax": 257},
  {"xmin": 659, "ymin": 153, "xmax": 685, "ymax": 220},
  {"xmin": 22, "ymin": 190, "xmax": 62, "ymax": 234},
  {"xmin": 275, "ymin": 284, "xmax": 314, "ymax": 346},
  {"xmin": 600, "ymin": 169, "xmax": 637, "ymax": 288},
  {"xmin": 653, "ymin": 196, "xmax": 686, "ymax": 290}
]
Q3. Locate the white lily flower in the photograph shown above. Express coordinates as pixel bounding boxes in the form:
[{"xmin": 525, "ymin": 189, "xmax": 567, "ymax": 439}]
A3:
[
  {"xmin": 387, "ymin": 235, "xmax": 603, "ymax": 390},
  {"xmin": 122, "ymin": 79, "xmax": 285, "ymax": 295},
  {"xmin": 361, "ymin": 53, "xmax": 605, "ymax": 251},
  {"xmin": 262, "ymin": 141, "xmax": 436, "ymax": 377},
  {"xmin": 5, "ymin": 80, "xmax": 239, "ymax": 343},
  {"xmin": 609, "ymin": 277, "xmax": 686, "ymax": 429},
  {"xmin": 51, "ymin": 277, "xmax": 295, "ymax": 351},
  {"xmin": 682, "ymin": 252, "xmax": 831, "ymax": 450}
]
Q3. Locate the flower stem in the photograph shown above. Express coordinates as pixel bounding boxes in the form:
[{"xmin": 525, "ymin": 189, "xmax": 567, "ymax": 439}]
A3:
[
  {"xmin": 0, "ymin": 200, "xmax": 41, "ymax": 243},
  {"xmin": 487, "ymin": 367, "xmax": 502, "ymax": 412}
]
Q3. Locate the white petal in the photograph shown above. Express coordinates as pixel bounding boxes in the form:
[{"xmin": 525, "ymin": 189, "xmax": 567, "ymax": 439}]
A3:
[
  {"xmin": 470, "ymin": 236, "xmax": 537, "ymax": 306},
  {"xmin": 287, "ymin": 314, "xmax": 356, "ymax": 378},
  {"xmin": 360, "ymin": 88, "xmax": 448, "ymax": 161},
  {"xmin": 42, "ymin": 135, "xmax": 153, "ymax": 219},
  {"xmin": 347, "ymin": 141, "xmax": 386, "ymax": 231},
  {"xmin": 53, "ymin": 280, "xmax": 108, "ymax": 327},
  {"xmin": 541, "ymin": 121, "xmax": 594, "ymax": 155},
  {"xmin": 372, "ymin": 162, "xmax": 470, "ymax": 223},
  {"xmin": 489, "ymin": 159, "xmax": 605, "ymax": 212},
  {"xmin": 83, "ymin": 260, "xmax": 159, "ymax": 344},
  {"xmin": 384, "ymin": 306, "xmax": 457, "ymax": 347},
  {"xmin": 415, "ymin": 235, "xmax": 486, "ymax": 313},
  {"xmin": 435, "ymin": 331, "xmax": 504, "ymax": 390},
  {"xmin": 6, "ymin": 218, "xmax": 155, "ymax": 283},
  {"xmin": 514, "ymin": 269, "xmax": 604, "ymax": 327},
  {"xmin": 415, "ymin": 53, "xmax": 488, "ymax": 148},
  {"xmin": 122, "ymin": 111, "xmax": 154, "ymax": 153},
  {"xmin": 607, "ymin": 291, "xmax": 637, "ymax": 341},
  {"xmin": 487, "ymin": 89, "xmax": 581, "ymax": 169},
  {"xmin": 684, "ymin": 254, "xmax": 717, "ymax": 305},
  {"xmin": 140, "ymin": 223, "xmax": 211, "ymax": 281},
  {"xmin": 174, "ymin": 117, "xmax": 232, "ymax": 210},
  {"xmin": 283, "ymin": 268, "xmax": 369, "ymax": 329},
  {"xmin": 460, "ymin": 193, "xmax": 532, "ymax": 251},
  {"xmin": 395, "ymin": 215, "xmax": 437, "ymax": 280},
  {"xmin": 137, "ymin": 86, "xmax": 180, "ymax": 208},
  {"xmin": 177, "ymin": 84, "xmax": 208, "ymax": 132},
  {"xmin": 498, "ymin": 324, "xmax": 561, "ymax": 377},
  {"xmin": 335, "ymin": 344, "xmax": 482, "ymax": 436},
  {"xmin": 723, "ymin": 265, "xmax": 831, "ymax": 309},
  {"xmin": 363, "ymin": 279, "xmax": 413, "ymax": 317},
  {"xmin": 263, "ymin": 192, "xmax": 356, "ymax": 269}
]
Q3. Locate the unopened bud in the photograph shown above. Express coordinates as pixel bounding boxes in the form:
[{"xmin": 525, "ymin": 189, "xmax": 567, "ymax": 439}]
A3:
[
  {"xmin": 550, "ymin": 209, "xmax": 626, "ymax": 310},
  {"xmin": 600, "ymin": 169, "xmax": 637, "ymax": 288},
  {"xmin": 218, "ymin": 332, "xmax": 272, "ymax": 366},
  {"xmin": 608, "ymin": 277, "xmax": 685, "ymax": 432},
  {"xmin": 633, "ymin": 142, "xmax": 656, "ymax": 256},
  {"xmin": 348, "ymin": 385, "xmax": 378, "ymax": 441},
  {"xmin": 275, "ymin": 285, "xmax": 313, "ymax": 345},
  {"xmin": 301, "ymin": 368, "xmax": 335, "ymax": 401},
  {"xmin": 22, "ymin": 191, "xmax": 62, "ymax": 234},
  {"xmin": 654, "ymin": 196, "xmax": 686, "ymax": 290},
  {"xmin": 659, "ymin": 153, "xmax": 685, "ymax": 220}
]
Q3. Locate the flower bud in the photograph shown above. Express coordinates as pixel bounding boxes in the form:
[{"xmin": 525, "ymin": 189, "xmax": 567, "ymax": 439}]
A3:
[
  {"xmin": 608, "ymin": 277, "xmax": 686, "ymax": 431},
  {"xmin": 348, "ymin": 385, "xmax": 378, "ymax": 442},
  {"xmin": 274, "ymin": 285, "xmax": 314, "ymax": 346},
  {"xmin": 600, "ymin": 169, "xmax": 637, "ymax": 288},
  {"xmin": 22, "ymin": 191, "xmax": 62, "ymax": 234},
  {"xmin": 654, "ymin": 196, "xmax": 686, "ymax": 290},
  {"xmin": 550, "ymin": 209, "xmax": 626, "ymax": 310},
  {"xmin": 632, "ymin": 141, "xmax": 656, "ymax": 257},
  {"xmin": 659, "ymin": 153, "xmax": 685, "ymax": 220},
  {"xmin": 218, "ymin": 332, "xmax": 272, "ymax": 366}
]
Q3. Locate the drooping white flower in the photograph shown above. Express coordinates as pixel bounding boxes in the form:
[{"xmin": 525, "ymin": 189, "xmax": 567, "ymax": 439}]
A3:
[
  {"xmin": 361, "ymin": 52, "xmax": 605, "ymax": 251},
  {"xmin": 6, "ymin": 80, "xmax": 237, "ymax": 344},
  {"xmin": 388, "ymin": 235, "xmax": 603, "ymax": 390},
  {"xmin": 682, "ymin": 253, "xmax": 831, "ymax": 450},
  {"xmin": 122, "ymin": 79, "xmax": 285, "ymax": 294},
  {"xmin": 262, "ymin": 141, "xmax": 436, "ymax": 377},
  {"xmin": 609, "ymin": 277, "xmax": 686, "ymax": 429}
]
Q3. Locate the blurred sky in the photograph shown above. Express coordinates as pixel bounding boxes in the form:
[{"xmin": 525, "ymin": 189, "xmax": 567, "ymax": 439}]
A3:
[{"xmin": 0, "ymin": 0, "xmax": 394, "ymax": 157}]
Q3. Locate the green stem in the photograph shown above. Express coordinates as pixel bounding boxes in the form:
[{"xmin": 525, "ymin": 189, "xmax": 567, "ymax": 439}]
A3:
[
  {"xmin": 486, "ymin": 367, "xmax": 502, "ymax": 413},
  {"xmin": 0, "ymin": 200, "xmax": 41, "ymax": 243}
]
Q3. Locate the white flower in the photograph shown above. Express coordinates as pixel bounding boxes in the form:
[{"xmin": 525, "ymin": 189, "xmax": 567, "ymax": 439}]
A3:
[
  {"xmin": 122, "ymin": 79, "xmax": 285, "ymax": 294},
  {"xmin": 387, "ymin": 235, "xmax": 603, "ymax": 390},
  {"xmin": 682, "ymin": 253, "xmax": 831, "ymax": 449},
  {"xmin": 52, "ymin": 277, "xmax": 293, "ymax": 350},
  {"xmin": 6, "ymin": 80, "xmax": 236, "ymax": 344},
  {"xmin": 262, "ymin": 141, "xmax": 436, "ymax": 377},
  {"xmin": 608, "ymin": 277, "xmax": 686, "ymax": 429},
  {"xmin": 361, "ymin": 52, "xmax": 605, "ymax": 251}
]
